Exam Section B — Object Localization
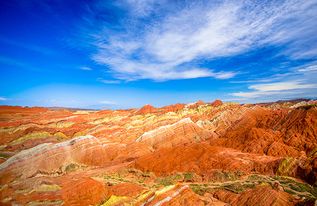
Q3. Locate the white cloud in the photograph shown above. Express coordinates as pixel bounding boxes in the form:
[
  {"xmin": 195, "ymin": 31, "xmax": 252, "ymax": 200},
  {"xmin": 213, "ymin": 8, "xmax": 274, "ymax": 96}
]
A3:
[
  {"xmin": 99, "ymin": 100, "xmax": 116, "ymax": 105},
  {"xmin": 232, "ymin": 81, "xmax": 317, "ymax": 99},
  {"xmin": 146, "ymin": 69, "xmax": 236, "ymax": 81},
  {"xmin": 122, "ymin": 0, "xmax": 160, "ymax": 17},
  {"xmin": 98, "ymin": 78, "xmax": 121, "ymax": 84},
  {"xmin": 231, "ymin": 60, "xmax": 317, "ymax": 101},
  {"xmin": 232, "ymin": 91, "xmax": 280, "ymax": 99},
  {"xmin": 0, "ymin": 97, "xmax": 7, "ymax": 101},
  {"xmin": 298, "ymin": 65, "xmax": 317, "ymax": 72},
  {"xmin": 85, "ymin": 0, "xmax": 317, "ymax": 81},
  {"xmin": 80, "ymin": 66, "xmax": 92, "ymax": 71},
  {"xmin": 249, "ymin": 81, "xmax": 317, "ymax": 92}
]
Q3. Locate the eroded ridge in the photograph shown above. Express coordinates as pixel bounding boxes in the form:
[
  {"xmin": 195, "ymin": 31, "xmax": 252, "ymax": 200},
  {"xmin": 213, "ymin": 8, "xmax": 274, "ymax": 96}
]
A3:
[{"xmin": 0, "ymin": 99, "xmax": 316, "ymax": 205}]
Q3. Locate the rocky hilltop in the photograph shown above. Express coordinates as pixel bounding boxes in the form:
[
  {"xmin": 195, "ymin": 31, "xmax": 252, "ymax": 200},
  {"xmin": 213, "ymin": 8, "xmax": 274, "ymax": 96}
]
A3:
[{"xmin": 0, "ymin": 99, "xmax": 316, "ymax": 205}]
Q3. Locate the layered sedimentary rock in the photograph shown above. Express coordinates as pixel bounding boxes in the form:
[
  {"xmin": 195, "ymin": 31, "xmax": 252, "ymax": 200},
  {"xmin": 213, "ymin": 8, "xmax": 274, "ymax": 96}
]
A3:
[
  {"xmin": 135, "ymin": 104, "xmax": 157, "ymax": 115},
  {"xmin": 134, "ymin": 144, "xmax": 281, "ymax": 176},
  {"xmin": 135, "ymin": 118, "xmax": 215, "ymax": 149},
  {"xmin": 209, "ymin": 105, "xmax": 317, "ymax": 156},
  {"xmin": 0, "ymin": 135, "xmax": 125, "ymax": 184},
  {"xmin": 0, "ymin": 100, "xmax": 316, "ymax": 205},
  {"xmin": 213, "ymin": 185, "xmax": 297, "ymax": 206},
  {"xmin": 210, "ymin": 99, "xmax": 223, "ymax": 107}
]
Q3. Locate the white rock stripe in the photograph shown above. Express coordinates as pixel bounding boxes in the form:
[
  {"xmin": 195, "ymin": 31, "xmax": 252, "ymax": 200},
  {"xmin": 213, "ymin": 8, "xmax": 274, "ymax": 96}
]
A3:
[{"xmin": 153, "ymin": 185, "xmax": 189, "ymax": 206}]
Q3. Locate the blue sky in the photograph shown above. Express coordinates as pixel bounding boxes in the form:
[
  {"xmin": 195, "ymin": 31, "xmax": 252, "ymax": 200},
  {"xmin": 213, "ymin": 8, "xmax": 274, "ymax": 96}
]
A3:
[{"xmin": 0, "ymin": 0, "xmax": 317, "ymax": 109}]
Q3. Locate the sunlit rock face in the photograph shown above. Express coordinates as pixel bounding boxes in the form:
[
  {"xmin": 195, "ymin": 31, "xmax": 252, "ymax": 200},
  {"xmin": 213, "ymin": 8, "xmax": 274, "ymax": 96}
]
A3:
[
  {"xmin": 210, "ymin": 99, "xmax": 223, "ymax": 107},
  {"xmin": 0, "ymin": 135, "xmax": 123, "ymax": 184},
  {"xmin": 135, "ymin": 118, "xmax": 216, "ymax": 149},
  {"xmin": 0, "ymin": 100, "xmax": 316, "ymax": 205},
  {"xmin": 135, "ymin": 104, "xmax": 157, "ymax": 115}
]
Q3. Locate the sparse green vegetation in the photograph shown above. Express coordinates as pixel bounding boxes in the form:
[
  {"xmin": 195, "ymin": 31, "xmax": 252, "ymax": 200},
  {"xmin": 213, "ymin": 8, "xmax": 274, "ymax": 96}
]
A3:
[
  {"xmin": 284, "ymin": 188, "xmax": 297, "ymax": 195},
  {"xmin": 190, "ymin": 184, "xmax": 209, "ymax": 195},
  {"xmin": 298, "ymin": 104, "xmax": 317, "ymax": 110},
  {"xmin": 276, "ymin": 157, "xmax": 297, "ymax": 176},
  {"xmin": 189, "ymin": 173, "xmax": 317, "ymax": 202},
  {"xmin": 272, "ymin": 176, "xmax": 317, "ymax": 198},
  {"xmin": 156, "ymin": 174, "xmax": 182, "ymax": 186},
  {"xmin": 212, "ymin": 170, "xmax": 243, "ymax": 182},
  {"xmin": 221, "ymin": 182, "xmax": 255, "ymax": 193},
  {"xmin": 190, "ymin": 180, "xmax": 256, "ymax": 195},
  {"xmin": 103, "ymin": 174, "xmax": 130, "ymax": 185},
  {"xmin": 64, "ymin": 163, "xmax": 79, "ymax": 173},
  {"xmin": 156, "ymin": 177, "xmax": 174, "ymax": 186},
  {"xmin": 184, "ymin": 172, "xmax": 194, "ymax": 182},
  {"xmin": 247, "ymin": 174, "xmax": 271, "ymax": 182},
  {"xmin": 100, "ymin": 195, "xmax": 128, "ymax": 206},
  {"xmin": 0, "ymin": 152, "xmax": 11, "ymax": 159},
  {"xmin": 10, "ymin": 132, "xmax": 52, "ymax": 145},
  {"xmin": 288, "ymin": 182, "xmax": 310, "ymax": 193}
]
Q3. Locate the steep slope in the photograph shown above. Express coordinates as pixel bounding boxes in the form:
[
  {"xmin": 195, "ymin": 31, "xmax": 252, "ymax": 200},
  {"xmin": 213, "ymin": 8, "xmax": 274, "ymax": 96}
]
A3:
[{"xmin": 210, "ymin": 106, "xmax": 317, "ymax": 156}]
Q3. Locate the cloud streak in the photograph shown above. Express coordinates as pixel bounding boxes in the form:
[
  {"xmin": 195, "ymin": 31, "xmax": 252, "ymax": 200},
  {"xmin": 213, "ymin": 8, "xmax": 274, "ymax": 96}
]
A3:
[
  {"xmin": 80, "ymin": 66, "xmax": 92, "ymax": 71},
  {"xmin": 231, "ymin": 62, "xmax": 317, "ymax": 101},
  {"xmin": 97, "ymin": 78, "xmax": 121, "ymax": 84},
  {"xmin": 81, "ymin": 0, "xmax": 317, "ymax": 82},
  {"xmin": 99, "ymin": 100, "xmax": 116, "ymax": 105},
  {"xmin": 232, "ymin": 81, "xmax": 317, "ymax": 98}
]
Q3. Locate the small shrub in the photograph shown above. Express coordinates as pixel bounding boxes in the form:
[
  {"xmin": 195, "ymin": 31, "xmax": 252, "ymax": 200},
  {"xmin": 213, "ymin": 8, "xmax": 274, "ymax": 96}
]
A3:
[
  {"xmin": 221, "ymin": 182, "xmax": 255, "ymax": 193},
  {"xmin": 212, "ymin": 170, "xmax": 240, "ymax": 182},
  {"xmin": 65, "ymin": 163, "xmax": 79, "ymax": 173},
  {"xmin": 298, "ymin": 104, "xmax": 317, "ymax": 110},
  {"xmin": 156, "ymin": 174, "xmax": 182, "ymax": 186},
  {"xmin": 184, "ymin": 172, "xmax": 194, "ymax": 182},
  {"xmin": 157, "ymin": 177, "xmax": 174, "ymax": 186},
  {"xmin": 0, "ymin": 153, "xmax": 10, "ymax": 159},
  {"xmin": 276, "ymin": 157, "xmax": 297, "ymax": 176},
  {"xmin": 284, "ymin": 188, "xmax": 296, "ymax": 195},
  {"xmin": 190, "ymin": 184, "xmax": 208, "ymax": 196}
]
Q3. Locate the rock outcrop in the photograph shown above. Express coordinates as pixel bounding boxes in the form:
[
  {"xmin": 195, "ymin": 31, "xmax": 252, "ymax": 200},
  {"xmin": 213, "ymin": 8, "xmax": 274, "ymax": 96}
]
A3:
[
  {"xmin": 211, "ymin": 99, "xmax": 223, "ymax": 107},
  {"xmin": 135, "ymin": 118, "xmax": 215, "ymax": 149},
  {"xmin": 134, "ymin": 143, "xmax": 281, "ymax": 176},
  {"xmin": 0, "ymin": 100, "xmax": 316, "ymax": 205},
  {"xmin": 135, "ymin": 104, "xmax": 156, "ymax": 115},
  {"xmin": 214, "ymin": 185, "xmax": 298, "ymax": 206},
  {"xmin": 0, "ymin": 135, "xmax": 125, "ymax": 184}
]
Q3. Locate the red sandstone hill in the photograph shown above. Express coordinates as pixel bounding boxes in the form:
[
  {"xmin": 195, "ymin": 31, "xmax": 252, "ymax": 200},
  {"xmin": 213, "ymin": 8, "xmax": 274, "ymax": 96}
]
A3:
[
  {"xmin": 0, "ymin": 100, "xmax": 316, "ymax": 205},
  {"xmin": 135, "ymin": 104, "xmax": 157, "ymax": 115}
]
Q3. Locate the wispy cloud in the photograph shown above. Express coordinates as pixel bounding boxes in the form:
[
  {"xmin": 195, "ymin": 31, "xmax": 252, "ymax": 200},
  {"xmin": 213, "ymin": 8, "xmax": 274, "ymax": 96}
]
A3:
[
  {"xmin": 231, "ymin": 61, "xmax": 317, "ymax": 100},
  {"xmin": 119, "ymin": 0, "xmax": 163, "ymax": 17},
  {"xmin": 0, "ymin": 97, "xmax": 7, "ymax": 101},
  {"xmin": 99, "ymin": 100, "xmax": 116, "ymax": 105},
  {"xmin": 298, "ymin": 65, "xmax": 317, "ymax": 72},
  {"xmin": 80, "ymin": 66, "xmax": 92, "ymax": 71},
  {"xmin": 81, "ymin": 0, "xmax": 317, "ymax": 81},
  {"xmin": 97, "ymin": 78, "xmax": 121, "ymax": 84},
  {"xmin": 250, "ymin": 81, "xmax": 317, "ymax": 92},
  {"xmin": 232, "ymin": 81, "xmax": 317, "ymax": 98}
]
